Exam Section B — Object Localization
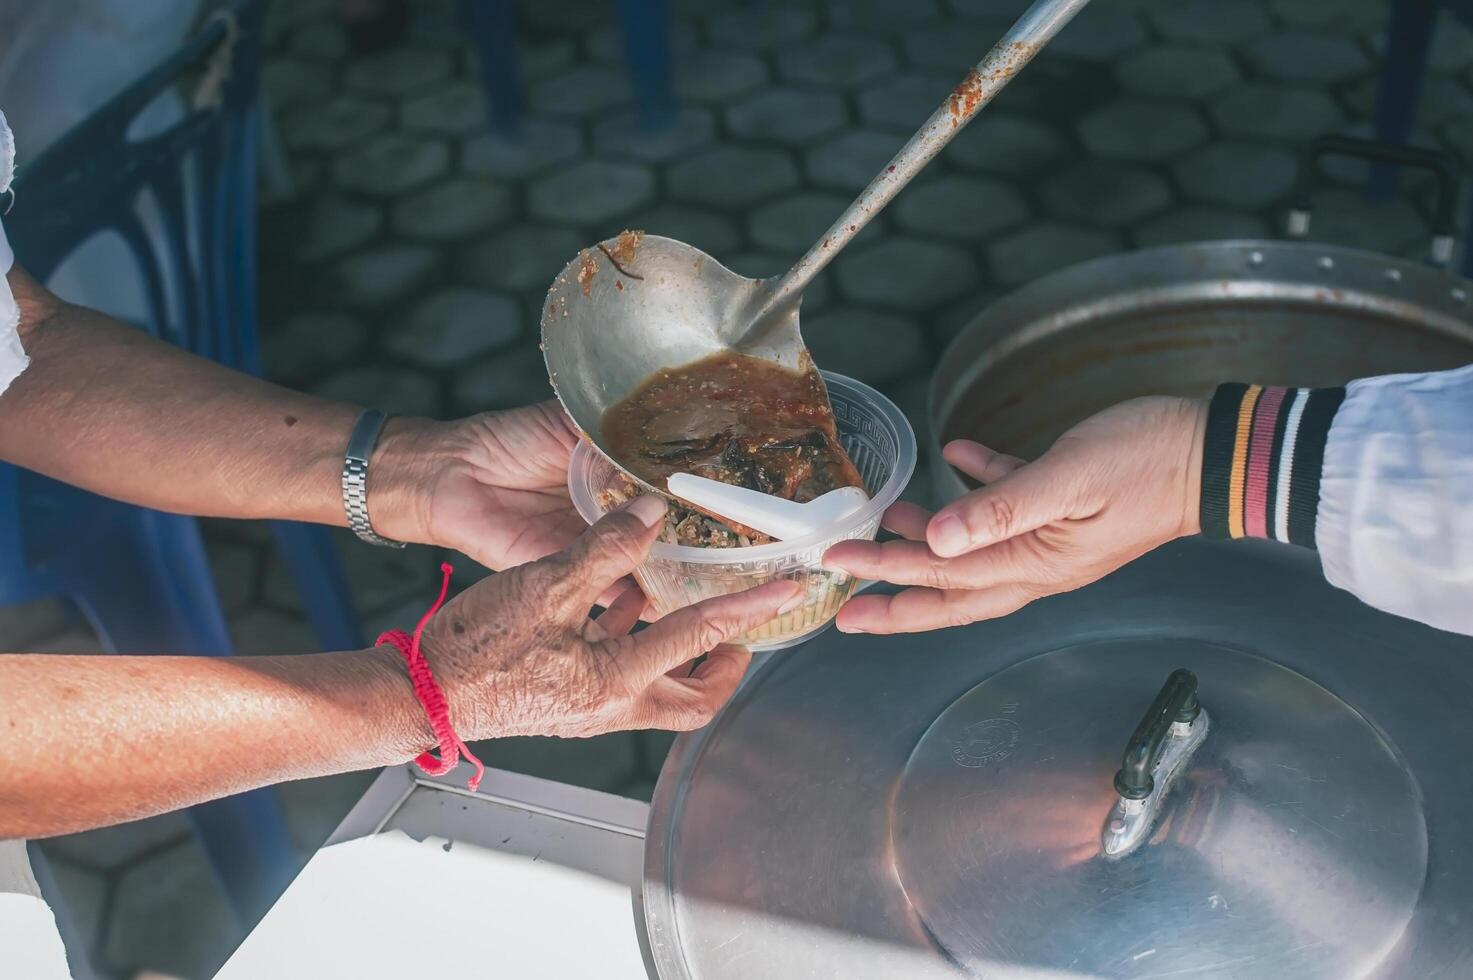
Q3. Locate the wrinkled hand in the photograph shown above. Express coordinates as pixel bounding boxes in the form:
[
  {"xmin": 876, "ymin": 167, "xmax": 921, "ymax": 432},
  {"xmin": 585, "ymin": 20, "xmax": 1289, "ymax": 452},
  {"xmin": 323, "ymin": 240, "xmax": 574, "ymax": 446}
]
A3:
[
  {"xmin": 375, "ymin": 401, "xmax": 586, "ymax": 571},
  {"xmin": 413, "ymin": 496, "xmax": 803, "ymax": 740},
  {"xmin": 825, "ymin": 397, "xmax": 1206, "ymax": 634}
]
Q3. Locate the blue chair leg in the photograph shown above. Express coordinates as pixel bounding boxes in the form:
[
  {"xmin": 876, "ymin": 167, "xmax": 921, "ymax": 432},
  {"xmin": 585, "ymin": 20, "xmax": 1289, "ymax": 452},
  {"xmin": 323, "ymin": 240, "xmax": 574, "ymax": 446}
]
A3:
[
  {"xmin": 269, "ymin": 521, "xmax": 363, "ymax": 652},
  {"xmin": 461, "ymin": 0, "xmax": 523, "ymax": 137},
  {"xmin": 617, "ymin": 0, "xmax": 675, "ymax": 131},
  {"xmin": 1370, "ymin": 0, "xmax": 1439, "ymax": 200},
  {"xmin": 56, "ymin": 505, "xmax": 297, "ymax": 924}
]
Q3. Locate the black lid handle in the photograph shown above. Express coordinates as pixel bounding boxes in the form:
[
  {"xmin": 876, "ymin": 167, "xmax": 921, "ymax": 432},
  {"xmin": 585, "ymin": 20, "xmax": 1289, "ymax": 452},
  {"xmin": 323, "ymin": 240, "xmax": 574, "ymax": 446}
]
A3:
[{"xmin": 1113, "ymin": 668, "xmax": 1201, "ymax": 801}]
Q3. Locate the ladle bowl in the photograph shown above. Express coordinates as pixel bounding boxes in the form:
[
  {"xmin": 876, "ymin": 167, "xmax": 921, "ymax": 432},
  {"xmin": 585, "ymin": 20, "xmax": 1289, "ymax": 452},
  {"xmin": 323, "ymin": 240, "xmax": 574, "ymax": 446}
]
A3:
[{"xmin": 541, "ymin": 233, "xmax": 804, "ymax": 495}]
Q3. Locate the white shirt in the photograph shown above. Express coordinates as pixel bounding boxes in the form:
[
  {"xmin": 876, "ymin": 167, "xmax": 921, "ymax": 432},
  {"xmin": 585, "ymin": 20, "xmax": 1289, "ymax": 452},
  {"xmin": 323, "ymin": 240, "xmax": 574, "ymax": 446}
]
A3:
[
  {"xmin": 0, "ymin": 107, "xmax": 25, "ymax": 398},
  {"xmin": 1319, "ymin": 363, "xmax": 1473, "ymax": 636}
]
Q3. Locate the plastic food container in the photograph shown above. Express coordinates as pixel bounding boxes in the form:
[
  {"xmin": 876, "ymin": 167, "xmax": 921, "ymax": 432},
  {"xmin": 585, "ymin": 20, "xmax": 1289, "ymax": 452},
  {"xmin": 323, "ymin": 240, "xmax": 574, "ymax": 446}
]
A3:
[{"xmin": 568, "ymin": 372, "xmax": 916, "ymax": 651}]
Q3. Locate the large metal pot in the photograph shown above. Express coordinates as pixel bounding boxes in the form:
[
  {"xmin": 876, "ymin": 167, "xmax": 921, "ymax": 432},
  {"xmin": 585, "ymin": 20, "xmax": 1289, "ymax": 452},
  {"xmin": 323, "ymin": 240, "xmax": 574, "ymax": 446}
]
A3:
[{"xmin": 928, "ymin": 237, "xmax": 1473, "ymax": 500}]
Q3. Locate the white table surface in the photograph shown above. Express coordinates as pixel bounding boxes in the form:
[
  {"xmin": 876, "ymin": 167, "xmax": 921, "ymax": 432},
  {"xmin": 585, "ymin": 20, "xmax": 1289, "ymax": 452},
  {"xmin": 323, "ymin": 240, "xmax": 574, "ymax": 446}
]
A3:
[{"xmin": 217, "ymin": 763, "xmax": 655, "ymax": 979}]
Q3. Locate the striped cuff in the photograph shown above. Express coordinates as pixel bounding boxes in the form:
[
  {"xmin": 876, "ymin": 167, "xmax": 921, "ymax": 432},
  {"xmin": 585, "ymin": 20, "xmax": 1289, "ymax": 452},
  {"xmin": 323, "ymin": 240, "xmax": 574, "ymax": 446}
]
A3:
[{"xmin": 1200, "ymin": 383, "xmax": 1345, "ymax": 548}]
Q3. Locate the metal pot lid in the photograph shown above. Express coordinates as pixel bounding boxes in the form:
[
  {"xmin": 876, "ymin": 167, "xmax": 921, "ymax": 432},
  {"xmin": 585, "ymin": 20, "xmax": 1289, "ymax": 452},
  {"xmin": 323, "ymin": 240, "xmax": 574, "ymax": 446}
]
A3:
[
  {"xmin": 894, "ymin": 642, "xmax": 1424, "ymax": 979},
  {"xmin": 645, "ymin": 541, "xmax": 1473, "ymax": 979}
]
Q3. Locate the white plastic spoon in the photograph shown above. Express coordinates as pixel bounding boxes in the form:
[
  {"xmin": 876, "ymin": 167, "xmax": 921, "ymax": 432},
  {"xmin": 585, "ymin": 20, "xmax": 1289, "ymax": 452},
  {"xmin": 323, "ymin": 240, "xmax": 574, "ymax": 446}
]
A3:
[{"xmin": 666, "ymin": 473, "xmax": 870, "ymax": 542}]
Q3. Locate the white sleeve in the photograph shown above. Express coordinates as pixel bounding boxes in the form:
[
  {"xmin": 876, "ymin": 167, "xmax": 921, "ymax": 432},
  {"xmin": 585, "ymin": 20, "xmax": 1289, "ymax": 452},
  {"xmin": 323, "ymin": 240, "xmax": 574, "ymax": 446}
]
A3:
[
  {"xmin": 0, "ymin": 107, "xmax": 26, "ymax": 399},
  {"xmin": 1316, "ymin": 363, "xmax": 1473, "ymax": 636}
]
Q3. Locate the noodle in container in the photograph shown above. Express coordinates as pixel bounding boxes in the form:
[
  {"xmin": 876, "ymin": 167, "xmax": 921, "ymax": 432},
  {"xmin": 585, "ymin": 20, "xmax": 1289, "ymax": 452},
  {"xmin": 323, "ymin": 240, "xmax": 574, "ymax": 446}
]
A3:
[{"xmin": 568, "ymin": 372, "xmax": 916, "ymax": 651}]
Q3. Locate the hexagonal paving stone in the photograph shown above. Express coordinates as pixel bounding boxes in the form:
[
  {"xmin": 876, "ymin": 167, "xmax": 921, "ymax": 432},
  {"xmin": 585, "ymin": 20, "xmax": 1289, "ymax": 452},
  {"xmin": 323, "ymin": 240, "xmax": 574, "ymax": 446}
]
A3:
[
  {"xmin": 1345, "ymin": 74, "xmax": 1473, "ymax": 129},
  {"xmin": 1241, "ymin": 32, "xmax": 1369, "ymax": 84},
  {"xmin": 529, "ymin": 65, "xmax": 632, "ymax": 118},
  {"xmin": 836, "ymin": 238, "xmax": 978, "ymax": 310},
  {"xmin": 749, "ymin": 191, "xmax": 877, "ymax": 252},
  {"xmin": 460, "ymin": 224, "xmax": 585, "ymax": 293},
  {"xmin": 987, "ymin": 221, "xmax": 1120, "ymax": 286},
  {"xmin": 705, "ymin": 6, "xmax": 817, "ymax": 50},
  {"xmin": 1173, "ymin": 142, "xmax": 1298, "ymax": 209},
  {"xmin": 228, "ymin": 606, "xmax": 320, "ymax": 656},
  {"xmin": 332, "ymin": 132, "xmax": 450, "ymax": 196},
  {"xmin": 1210, "ymin": 85, "xmax": 1345, "ymax": 141},
  {"xmin": 40, "ymin": 855, "xmax": 108, "ymax": 954},
  {"xmin": 946, "ymin": 113, "xmax": 1067, "ymax": 175},
  {"xmin": 263, "ymin": 311, "xmax": 370, "ymax": 384},
  {"xmin": 392, "ymin": 176, "xmax": 514, "ymax": 241},
  {"xmin": 1116, "ymin": 45, "xmax": 1239, "ymax": 100},
  {"xmin": 724, "ymin": 252, "xmax": 834, "ymax": 310},
  {"xmin": 1046, "ymin": 6, "xmax": 1147, "ymax": 61},
  {"xmin": 895, "ymin": 174, "xmax": 1031, "ymax": 239},
  {"xmin": 314, "ymin": 366, "xmax": 441, "ymax": 420},
  {"xmin": 1301, "ymin": 188, "xmax": 1431, "ymax": 256},
  {"xmin": 107, "ymin": 839, "xmax": 241, "ymax": 980},
  {"xmin": 1270, "ymin": 0, "xmax": 1384, "ymax": 30},
  {"xmin": 385, "ymin": 288, "xmax": 521, "ymax": 369},
  {"xmin": 528, "ymin": 160, "xmax": 655, "ymax": 225},
  {"xmin": 674, "ymin": 49, "xmax": 769, "ymax": 103},
  {"xmin": 276, "ymin": 769, "xmax": 379, "ymax": 856},
  {"xmin": 46, "ymin": 811, "xmax": 190, "ymax": 869},
  {"xmin": 668, "ymin": 145, "xmax": 800, "ymax": 208},
  {"xmin": 206, "ymin": 538, "xmax": 262, "ymax": 616},
  {"xmin": 625, "ymin": 204, "xmax": 743, "ymax": 257},
  {"xmin": 268, "ymin": 532, "xmax": 441, "ymax": 617},
  {"xmin": 587, "ymin": 20, "xmax": 700, "ymax": 65},
  {"xmin": 901, "ymin": 24, "xmax": 995, "ymax": 73},
  {"xmin": 802, "ymin": 307, "xmax": 929, "ymax": 385},
  {"xmin": 475, "ymin": 732, "xmax": 639, "ymax": 793},
  {"xmin": 462, "ymin": 121, "xmax": 583, "ymax": 180},
  {"xmin": 1366, "ymin": 15, "xmax": 1473, "ymax": 72},
  {"xmin": 0, "ymin": 596, "xmax": 66, "ymax": 648},
  {"xmin": 805, "ymin": 129, "xmax": 905, "ymax": 191},
  {"xmin": 592, "ymin": 106, "xmax": 716, "ymax": 162},
  {"xmin": 858, "ymin": 73, "xmax": 954, "ymax": 130},
  {"xmin": 726, "ymin": 88, "xmax": 848, "ymax": 145},
  {"xmin": 777, "ymin": 34, "xmax": 899, "ymax": 89},
  {"xmin": 453, "ymin": 346, "xmax": 557, "ymax": 414},
  {"xmin": 1041, "ymin": 161, "xmax": 1170, "ymax": 225},
  {"xmin": 263, "ymin": 58, "xmax": 333, "ymax": 111},
  {"xmin": 1077, "ymin": 99, "xmax": 1208, "ymax": 163},
  {"xmin": 281, "ymin": 95, "xmax": 391, "ymax": 152},
  {"xmin": 828, "ymin": 0, "xmax": 943, "ymax": 28},
  {"xmin": 1151, "ymin": 0, "xmax": 1271, "ymax": 44},
  {"xmin": 1133, "ymin": 206, "xmax": 1271, "ymax": 247},
  {"xmin": 290, "ymin": 20, "xmax": 348, "ymax": 61},
  {"xmin": 401, "ymin": 81, "xmax": 487, "ymax": 135},
  {"xmin": 345, "ymin": 46, "xmax": 453, "ymax": 96},
  {"xmin": 328, "ymin": 244, "xmax": 439, "ymax": 308},
  {"xmin": 519, "ymin": 37, "xmax": 579, "ymax": 80},
  {"xmin": 294, "ymin": 195, "xmax": 382, "ymax": 263}
]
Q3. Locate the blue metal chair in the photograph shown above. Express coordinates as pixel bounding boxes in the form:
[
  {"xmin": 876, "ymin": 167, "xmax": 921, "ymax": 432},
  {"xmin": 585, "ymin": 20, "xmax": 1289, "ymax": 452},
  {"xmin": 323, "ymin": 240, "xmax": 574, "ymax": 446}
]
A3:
[
  {"xmin": 461, "ymin": 0, "xmax": 675, "ymax": 136},
  {"xmin": 1370, "ymin": 0, "xmax": 1473, "ymax": 274},
  {"xmin": 1, "ymin": 0, "xmax": 361, "ymax": 921}
]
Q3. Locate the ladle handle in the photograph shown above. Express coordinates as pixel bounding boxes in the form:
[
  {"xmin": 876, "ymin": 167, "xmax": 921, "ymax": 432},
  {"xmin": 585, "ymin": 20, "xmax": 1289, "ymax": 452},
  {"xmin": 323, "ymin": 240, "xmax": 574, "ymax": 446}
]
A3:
[{"xmin": 757, "ymin": 0, "xmax": 1096, "ymax": 319}]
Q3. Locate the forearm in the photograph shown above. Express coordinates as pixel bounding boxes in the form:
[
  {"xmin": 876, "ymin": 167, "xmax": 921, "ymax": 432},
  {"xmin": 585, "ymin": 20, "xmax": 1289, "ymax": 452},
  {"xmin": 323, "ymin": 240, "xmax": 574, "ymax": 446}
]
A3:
[
  {"xmin": 0, "ymin": 265, "xmax": 447, "ymax": 528},
  {"xmin": 0, "ymin": 647, "xmax": 433, "ymax": 839}
]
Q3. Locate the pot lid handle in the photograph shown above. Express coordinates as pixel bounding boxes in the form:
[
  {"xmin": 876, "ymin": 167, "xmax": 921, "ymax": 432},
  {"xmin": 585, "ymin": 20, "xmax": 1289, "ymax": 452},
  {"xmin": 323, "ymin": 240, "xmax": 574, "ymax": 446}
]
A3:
[{"xmin": 1103, "ymin": 668, "xmax": 1211, "ymax": 858}]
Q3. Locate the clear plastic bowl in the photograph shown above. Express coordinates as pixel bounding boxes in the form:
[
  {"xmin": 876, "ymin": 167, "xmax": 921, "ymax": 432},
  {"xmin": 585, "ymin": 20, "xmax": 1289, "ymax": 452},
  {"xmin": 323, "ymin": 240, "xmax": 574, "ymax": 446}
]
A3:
[{"xmin": 568, "ymin": 372, "xmax": 916, "ymax": 651}]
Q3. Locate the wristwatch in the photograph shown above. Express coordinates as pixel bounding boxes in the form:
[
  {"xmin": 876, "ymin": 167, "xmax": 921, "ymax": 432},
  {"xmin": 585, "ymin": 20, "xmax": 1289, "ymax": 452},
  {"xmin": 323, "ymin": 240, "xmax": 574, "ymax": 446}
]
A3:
[{"xmin": 343, "ymin": 409, "xmax": 406, "ymax": 549}]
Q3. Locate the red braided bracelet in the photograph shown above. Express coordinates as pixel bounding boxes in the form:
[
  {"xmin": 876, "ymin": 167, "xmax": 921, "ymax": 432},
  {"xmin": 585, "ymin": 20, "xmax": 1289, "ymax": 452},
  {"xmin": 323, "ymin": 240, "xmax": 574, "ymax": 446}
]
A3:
[{"xmin": 376, "ymin": 562, "xmax": 485, "ymax": 792}]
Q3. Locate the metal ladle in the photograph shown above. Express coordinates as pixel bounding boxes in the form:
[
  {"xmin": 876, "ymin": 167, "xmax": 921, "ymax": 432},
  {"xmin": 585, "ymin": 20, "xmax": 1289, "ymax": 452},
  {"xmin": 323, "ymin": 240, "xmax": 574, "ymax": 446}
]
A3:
[{"xmin": 541, "ymin": 0, "xmax": 1094, "ymax": 491}]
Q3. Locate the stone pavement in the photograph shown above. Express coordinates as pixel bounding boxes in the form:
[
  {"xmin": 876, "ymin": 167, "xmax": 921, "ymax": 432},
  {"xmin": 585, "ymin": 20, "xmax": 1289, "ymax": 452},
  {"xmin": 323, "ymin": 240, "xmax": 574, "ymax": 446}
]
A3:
[{"xmin": 16, "ymin": 0, "xmax": 1473, "ymax": 974}]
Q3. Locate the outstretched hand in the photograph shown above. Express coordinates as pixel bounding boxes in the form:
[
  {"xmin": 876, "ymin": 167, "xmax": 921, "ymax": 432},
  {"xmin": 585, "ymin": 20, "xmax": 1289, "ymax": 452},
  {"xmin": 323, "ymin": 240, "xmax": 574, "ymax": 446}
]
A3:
[{"xmin": 825, "ymin": 397, "xmax": 1206, "ymax": 634}]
